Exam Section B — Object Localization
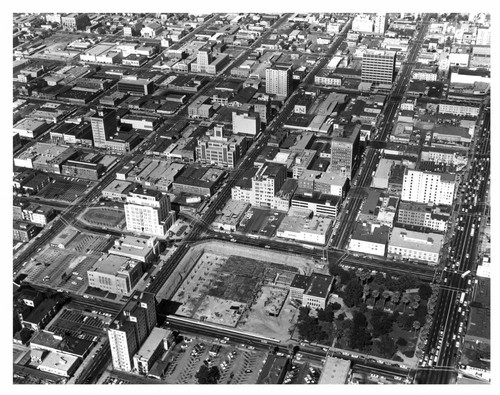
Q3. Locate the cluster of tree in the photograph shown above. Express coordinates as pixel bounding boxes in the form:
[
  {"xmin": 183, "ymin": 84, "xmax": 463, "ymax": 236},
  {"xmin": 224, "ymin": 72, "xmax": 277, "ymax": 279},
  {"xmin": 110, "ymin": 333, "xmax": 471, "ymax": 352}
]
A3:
[
  {"xmin": 370, "ymin": 309, "xmax": 396, "ymax": 338},
  {"xmin": 374, "ymin": 334, "xmax": 398, "ymax": 359},
  {"xmin": 317, "ymin": 303, "xmax": 341, "ymax": 322},
  {"xmin": 348, "ymin": 312, "xmax": 372, "ymax": 351},
  {"xmin": 195, "ymin": 365, "xmax": 221, "ymax": 384},
  {"xmin": 339, "ymin": 279, "xmax": 363, "ymax": 308},
  {"xmin": 296, "ymin": 306, "xmax": 332, "ymax": 344},
  {"xmin": 328, "ymin": 263, "xmax": 356, "ymax": 284}
]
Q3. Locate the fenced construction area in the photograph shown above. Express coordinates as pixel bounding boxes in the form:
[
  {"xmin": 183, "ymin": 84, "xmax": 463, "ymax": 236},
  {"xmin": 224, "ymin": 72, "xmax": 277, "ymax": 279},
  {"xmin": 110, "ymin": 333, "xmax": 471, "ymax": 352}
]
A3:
[{"xmin": 172, "ymin": 252, "xmax": 299, "ymax": 331}]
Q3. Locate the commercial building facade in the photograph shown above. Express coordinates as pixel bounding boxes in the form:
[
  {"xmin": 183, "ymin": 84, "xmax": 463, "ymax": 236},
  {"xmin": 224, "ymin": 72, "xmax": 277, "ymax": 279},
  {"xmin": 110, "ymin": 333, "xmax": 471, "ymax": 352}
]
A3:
[
  {"xmin": 361, "ymin": 50, "xmax": 396, "ymax": 84},
  {"xmin": 124, "ymin": 187, "xmax": 175, "ymax": 237},
  {"xmin": 90, "ymin": 108, "xmax": 117, "ymax": 148},
  {"xmin": 265, "ymin": 64, "xmax": 292, "ymax": 97},
  {"xmin": 401, "ymin": 169, "xmax": 456, "ymax": 206}
]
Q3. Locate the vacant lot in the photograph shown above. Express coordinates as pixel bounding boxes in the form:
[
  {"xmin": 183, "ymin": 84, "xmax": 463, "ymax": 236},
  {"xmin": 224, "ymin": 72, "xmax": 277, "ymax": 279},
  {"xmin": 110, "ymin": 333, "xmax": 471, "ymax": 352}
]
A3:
[
  {"xmin": 172, "ymin": 251, "xmax": 300, "ymax": 338},
  {"xmin": 238, "ymin": 285, "xmax": 298, "ymax": 343}
]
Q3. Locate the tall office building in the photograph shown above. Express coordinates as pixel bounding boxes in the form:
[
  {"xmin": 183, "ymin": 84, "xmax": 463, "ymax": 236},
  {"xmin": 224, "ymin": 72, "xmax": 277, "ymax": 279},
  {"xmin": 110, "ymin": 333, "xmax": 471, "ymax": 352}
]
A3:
[
  {"xmin": 108, "ymin": 320, "xmax": 138, "ymax": 372},
  {"xmin": 124, "ymin": 186, "xmax": 175, "ymax": 237},
  {"xmin": 352, "ymin": 14, "xmax": 374, "ymax": 33},
  {"xmin": 401, "ymin": 169, "xmax": 456, "ymax": 206},
  {"xmin": 265, "ymin": 64, "xmax": 292, "ymax": 97},
  {"xmin": 361, "ymin": 50, "xmax": 396, "ymax": 85},
  {"xmin": 330, "ymin": 124, "xmax": 361, "ymax": 179},
  {"xmin": 197, "ymin": 47, "xmax": 212, "ymax": 68},
  {"xmin": 250, "ymin": 163, "xmax": 287, "ymax": 208},
  {"xmin": 108, "ymin": 292, "xmax": 157, "ymax": 372},
  {"xmin": 374, "ymin": 14, "xmax": 387, "ymax": 34},
  {"xmin": 90, "ymin": 108, "xmax": 117, "ymax": 148},
  {"xmin": 195, "ymin": 125, "xmax": 249, "ymax": 168}
]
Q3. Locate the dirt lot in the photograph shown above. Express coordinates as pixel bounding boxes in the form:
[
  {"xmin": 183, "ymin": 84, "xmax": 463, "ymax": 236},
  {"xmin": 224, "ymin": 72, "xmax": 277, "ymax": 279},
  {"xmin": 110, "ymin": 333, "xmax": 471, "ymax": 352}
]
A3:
[{"xmin": 238, "ymin": 285, "xmax": 298, "ymax": 343}]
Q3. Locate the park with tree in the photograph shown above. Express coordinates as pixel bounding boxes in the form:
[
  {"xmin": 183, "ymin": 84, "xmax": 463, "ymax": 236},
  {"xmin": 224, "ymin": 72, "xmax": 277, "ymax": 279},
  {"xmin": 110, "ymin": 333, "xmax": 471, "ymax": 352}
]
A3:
[{"xmin": 294, "ymin": 261, "xmax": 436, "ymax": 361}]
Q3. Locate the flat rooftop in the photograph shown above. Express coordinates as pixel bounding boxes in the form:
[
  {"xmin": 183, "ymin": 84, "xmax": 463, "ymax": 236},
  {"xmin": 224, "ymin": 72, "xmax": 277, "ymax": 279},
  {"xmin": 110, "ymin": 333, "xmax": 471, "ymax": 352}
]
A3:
[
  {"xmin": 389, "ymin": 226, "xmax": 443, "ymax": 253},
  {"xmin": 102, "ymin": 179, "xmax": 133, "ymax": 195},
  {"xmin": 318, "ymin": 356, "xmax": 351, "ymax": 384},
  {"xmin": 278, "ymin": 215, "xmax": 332, "ymax": 235},
  {"xmin": 38, "ymin": 351, "xmax": 79, "ymax": 375},
  {"xmin": 134, "ymin": 327, "xmax": 170, "ymax": 361},
  {"xmin": 306, "ymin": 273, "xmax": 333, "ymax": 298},
  {"xmin": 109, "ymin": 235, "xmax": 157, "ymax": 259},
  {"xmin": 89, "ymin": 254, "xmax": 139, "ymax": 276},
  {"xmin": 351, "ymin": 222, "xmax": 390, "ymax": 244}
]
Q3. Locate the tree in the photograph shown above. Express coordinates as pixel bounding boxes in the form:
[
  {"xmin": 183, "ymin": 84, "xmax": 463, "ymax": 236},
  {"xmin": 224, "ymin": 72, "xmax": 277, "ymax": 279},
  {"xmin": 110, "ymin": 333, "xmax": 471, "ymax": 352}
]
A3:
[
  {"xmin": 372, "ymin": 289, "xmax": 380, "ymax": 304},
  {"xmin": 196, "ymin": 365, "xmax": 221, "ymax": 384},
  {"xmin": 370, "ymin": 308, "xmax": 395, "ymax": 338},
  {"xmin": 418, "ymin": 284, "xmax": 433, "ymax": 300},
  {"xmin": 360, "ymin": 270, "xmax": 372, "ymax": 285},
  {"xmin": 391, "ymin": 291, "xmax": 401, "ymax": 306},
  {"xmin": 396, "ymin": 337, "xmax": 408, "ymax": 347},
  {"xmin": 376, "ymin": 334, "xmax": 398, "ymax": 359},
  {"xmin": 362, "ymin": 284, "xmax": 371, "ymax": 303},
  {"xmin": 331, "ymin": 302, "xmax": 342, "ymax": 311},
  {"xmin": 382, "ymin": 290, "xmax": 392, "ymax": 307},
  {"xmin": 348, "ymin": 312, "xmax": 372, "ymax": 351},
  {"xmin": 401, "ymin": 293, "xmax": 411, "ymax": 312},
  {"xmin": 298, "ymin": 306, "xmax": 311, "ymax": 321},
  {"xmin": 412, "ymin": 321, "xmax": 421, "ymax": 333},
  {"xmin": 342, "ymin": 279, "xmax": 363, "ymax": 308}
]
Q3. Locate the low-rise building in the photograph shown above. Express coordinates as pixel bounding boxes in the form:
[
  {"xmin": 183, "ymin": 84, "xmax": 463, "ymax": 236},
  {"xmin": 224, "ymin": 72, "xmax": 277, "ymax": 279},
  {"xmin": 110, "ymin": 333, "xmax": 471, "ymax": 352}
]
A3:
[
  {"xmin": 37, "ymin": 351, "xmax": 80, "ymax": 378},
  {"xmin": 303, "ymin": 273, "xmax": 334, "ymax": 310},
  {"xmin": 13, "ymin": 221, "xmax": 40, "ymax": 242},
  {"xmin": 87, "ymin": 255, "xmax": 143, "ymax": 295},
  {"xmin": 117, "ymin": 77, "xmax": 155, "ymax": 96},
  {"xmin": 387, "ymin": 227, "xmax": 443, "ymax": 264},
  {"xmin": 348, "ymin": 222, "xmax": 390, "ymax": 257},
  {"xmin": 21, "ymin": 204, "xmax": 55, "ymax": 227},
  {"xmin": 277, "ymin": 212, "xmax": 332, "ymax": 245},
  {"xmin": 212, "ymin": 199, "xmax": 250, "ymax": 232},
  {"xmin": 109, "ymin": 235, "xmax": 159, "ymax": 264},
  {"xmin": 297, "ymin": 170, "xmax": 348, "ymax": 198},
  {"xmin": 318, "ymin": 357, "xmax": 351, "ymax": 384},
  {"xmin": 256, "ymin": 355, "xmax": 290, "ymax": 384},
  {"xmin": 21, "ymin": 299, "xmax": 59, "ymax": 331},
  {"xmin": 14, "ymin": 143, "xmax": 78, "ymax": 174},
  {"xmin": 289, "ymin": 273, "xmax": 333, "ymax": 310},
  {"xmin": 172, "ymin": 166, "xmax": 225, "ymax": 197},
  {"xmin": 291, "ymin": 192, "xmax": 341, "ymax": 219},
  {"xmin": 397, "ymin": 201, "xmax": 449, "ymax": 232},
  {"xmin": 133, "ymin": 327, "xmax": 171, "ymax": 376},
  {"xmin": 102, "ymin": 180, "xmax": 135, "ymax": 201}
]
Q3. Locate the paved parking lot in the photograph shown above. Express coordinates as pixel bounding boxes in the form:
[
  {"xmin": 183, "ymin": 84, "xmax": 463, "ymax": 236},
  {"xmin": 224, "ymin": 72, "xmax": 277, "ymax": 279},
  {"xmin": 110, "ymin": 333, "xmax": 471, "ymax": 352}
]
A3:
[{"xmin": 155, "ymin": 337, "xmax": 268, "ymax": 384}]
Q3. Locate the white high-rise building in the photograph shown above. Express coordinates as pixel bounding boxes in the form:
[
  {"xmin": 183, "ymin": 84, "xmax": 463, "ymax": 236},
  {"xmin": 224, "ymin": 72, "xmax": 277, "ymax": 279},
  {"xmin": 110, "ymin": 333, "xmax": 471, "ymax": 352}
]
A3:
[
  {"xmin": 108, "ymin": 292, "xmax": 157, "ymax": 372},
  {"xmin": 352, "ymin": 14, "xmax": 374, "ymax": 33},
  {"xmin": 265, "ymin": 65, "xmax": 292, "ymax": 97},
  {"xmin": 108, "ymin": 321, "xmax": 138, "ymax": 372},
  {"xmin": 401, "ymin": 169, "xmax": 456, "ymax": 206},
  {"xmin": 124, "ymin": 186, "xmax": 175, "ymax": 237},
  {"xmin": 374, "ymin": 14, "xmax": 387, "ymax": 35},
  {"xmin": 475, "ymin": 27, "xmax": 491, "ymax": 46}
]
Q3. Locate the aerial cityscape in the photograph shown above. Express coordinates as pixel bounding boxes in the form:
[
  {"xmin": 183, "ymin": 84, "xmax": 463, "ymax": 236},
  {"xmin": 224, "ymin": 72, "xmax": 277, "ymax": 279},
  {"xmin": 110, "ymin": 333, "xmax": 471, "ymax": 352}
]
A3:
[{"xmin": 12, "ymin": 12, "xmax": 490, "ymax": 385}]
